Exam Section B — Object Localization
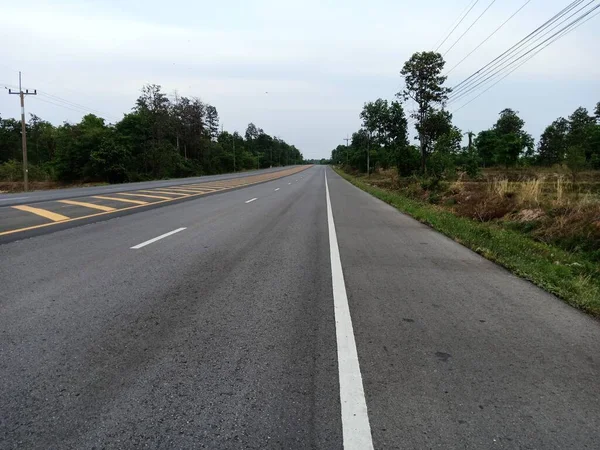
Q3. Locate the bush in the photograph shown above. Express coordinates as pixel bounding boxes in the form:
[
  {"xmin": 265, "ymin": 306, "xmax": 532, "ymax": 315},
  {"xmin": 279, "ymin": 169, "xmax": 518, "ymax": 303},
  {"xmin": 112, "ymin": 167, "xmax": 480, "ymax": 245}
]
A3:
[{"xmin": 0, "ymin": 160, "xmax": 22, "ymax": 181}]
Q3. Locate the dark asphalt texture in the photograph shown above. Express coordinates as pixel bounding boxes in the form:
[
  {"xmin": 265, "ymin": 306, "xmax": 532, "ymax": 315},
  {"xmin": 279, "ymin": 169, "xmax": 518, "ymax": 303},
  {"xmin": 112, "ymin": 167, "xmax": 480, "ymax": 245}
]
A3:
[{"xmin": 1, "ymin": 166, "xmax": 599, "ymax": 449}]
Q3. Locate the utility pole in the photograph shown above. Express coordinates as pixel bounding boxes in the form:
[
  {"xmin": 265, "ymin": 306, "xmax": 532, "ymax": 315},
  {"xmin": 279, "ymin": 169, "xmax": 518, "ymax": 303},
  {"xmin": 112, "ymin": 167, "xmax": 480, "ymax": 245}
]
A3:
[
  {"xmin": 233, "ymin": 134, "xmax": 236, "ymax": 172},
  {"xmin": 367, "ymin": 132, "xmax": 371, "ymax": 177},
  {"xmin": 8, "ymin": 72, "xmax": 37, "ymax": 192},
  {"xmin": 343, "ymin": 135, "xmax": 350, "ymax": 164}
]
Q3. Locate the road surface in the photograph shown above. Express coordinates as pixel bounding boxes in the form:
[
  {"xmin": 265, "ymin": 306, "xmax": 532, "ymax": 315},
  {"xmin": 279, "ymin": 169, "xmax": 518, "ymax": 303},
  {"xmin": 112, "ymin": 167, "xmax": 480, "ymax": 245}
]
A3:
[{"xmin": 1, "ymin": 166, "xmax": 599, "ymax": 449}]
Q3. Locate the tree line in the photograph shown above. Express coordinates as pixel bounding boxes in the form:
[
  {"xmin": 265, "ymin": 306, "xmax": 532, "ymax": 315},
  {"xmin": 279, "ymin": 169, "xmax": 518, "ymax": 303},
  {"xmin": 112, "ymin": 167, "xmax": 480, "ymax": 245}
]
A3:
[
  {"xmin": 0, "ymin": 84, "xmax": 303, "ymax": 184},
  {"xmin": 331, "ymin": 51, "xmax": 600, "ymax": 177}
]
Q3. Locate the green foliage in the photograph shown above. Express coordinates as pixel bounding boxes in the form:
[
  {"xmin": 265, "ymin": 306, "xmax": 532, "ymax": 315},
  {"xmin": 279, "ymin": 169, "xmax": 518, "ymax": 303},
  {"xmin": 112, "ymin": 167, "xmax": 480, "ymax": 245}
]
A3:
[
  {"xmin": 0, "ymin": 84, "xmax": 303, "ymax": 185},
  {"xmin": 537, "ymin": 118, "xmax": 569, "ymax": 166},
  {"xmin": 398, "ymin": 51, "xmax": 451, "ymax": 172}
]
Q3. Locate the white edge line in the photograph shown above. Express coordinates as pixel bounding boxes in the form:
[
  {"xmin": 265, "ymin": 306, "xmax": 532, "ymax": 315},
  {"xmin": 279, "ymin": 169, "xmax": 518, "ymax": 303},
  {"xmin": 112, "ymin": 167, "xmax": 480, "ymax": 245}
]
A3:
[
  {"xmin": 245, "ymin": 197, "xmax": 258, "ymax": 203},
  {"xmin": 325, "ymin": 170, "xmax": 374, "ymax": 450},
  {"xmin": 130, "ymin": 227, "xmax": 187, "ymax": 249},
  {"xmin": 0, "ymin": 197, "xmax": 28, "ymax": 202},
  {"xmin": 274, "ymin": 188, "xmax": 280, "ymax": 191}
]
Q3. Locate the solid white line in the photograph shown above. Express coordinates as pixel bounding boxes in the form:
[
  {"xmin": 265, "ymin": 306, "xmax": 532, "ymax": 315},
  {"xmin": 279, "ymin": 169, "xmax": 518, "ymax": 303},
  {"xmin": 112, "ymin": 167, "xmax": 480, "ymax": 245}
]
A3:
[
  {"xmin": 274, "ymin": 188, "xmax": 280, "ymax": 191},
  {"xmin": 325, "ymin": 170, "xmax": 374, "ymax": 450},
  {"xmin": 130, "ymin": 227, "xmax": 187, "ymax": 249},
  {"xmin": 245, "ymin": 198, "xmax": 257, "ymax": 203}
]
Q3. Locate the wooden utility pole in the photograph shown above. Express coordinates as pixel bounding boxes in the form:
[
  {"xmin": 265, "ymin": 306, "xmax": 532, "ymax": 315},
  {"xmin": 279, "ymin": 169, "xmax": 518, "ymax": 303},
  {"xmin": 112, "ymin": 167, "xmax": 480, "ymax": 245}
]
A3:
[{"xmin": 8, "ymin": 72, "xmax": 37, "ymax": 192}]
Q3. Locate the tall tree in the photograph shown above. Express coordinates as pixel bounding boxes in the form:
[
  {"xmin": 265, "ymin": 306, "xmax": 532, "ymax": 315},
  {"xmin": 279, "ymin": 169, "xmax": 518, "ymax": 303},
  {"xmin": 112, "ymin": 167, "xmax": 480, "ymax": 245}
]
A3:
[
  {"xmin": 398, "ymin": 51, "xmax": 451, "ymax": 172},
  {"xmin": 567, "ymin": 107, "xmax": 595, "ymax": 163},
  {"xmin": 205, "ymin": 105, "xmax": 219, "ymax": 141},
  {"xmin": 594, "ymin": 102, "xmax": 600, "ymax": 123},
  {"xmin": 537, "ymin": 118, "xmax": 568, "ymax": 166},
  {"xmin": 474, "ymin": 130, "xmax": 500, "ymax": 167},
  {"xmin": 492, "ymin": 109, "xmax": 534, "ymax": 167}
]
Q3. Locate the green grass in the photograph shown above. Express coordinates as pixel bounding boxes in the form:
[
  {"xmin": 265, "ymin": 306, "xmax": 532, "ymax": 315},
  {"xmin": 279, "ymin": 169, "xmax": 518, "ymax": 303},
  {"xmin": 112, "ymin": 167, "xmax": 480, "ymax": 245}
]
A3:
[{"xmin": 334, "ymin": 167, "xmax": 600, "ymax": 318}]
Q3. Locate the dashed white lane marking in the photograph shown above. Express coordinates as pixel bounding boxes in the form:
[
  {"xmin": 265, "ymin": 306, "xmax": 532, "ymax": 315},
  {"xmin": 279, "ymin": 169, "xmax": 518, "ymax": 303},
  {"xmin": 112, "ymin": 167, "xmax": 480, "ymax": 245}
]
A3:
[
  {"xmin": 131, "ymin": 227, "xmax": 187, "ymax": 249},
  {"xmin": 245, "ymin": 198, "xmax": 258, "ymax": 204},
  {"xmin": 274, "ymin": 188, "xmax": 280, "ymax": 191},
  {"xmin": 325, "ymin": 170, "xmax": 374, "ymax": 450},
  {"xmin": 288, "ymin": 182, "xmax": 292, "ymax": 185}
]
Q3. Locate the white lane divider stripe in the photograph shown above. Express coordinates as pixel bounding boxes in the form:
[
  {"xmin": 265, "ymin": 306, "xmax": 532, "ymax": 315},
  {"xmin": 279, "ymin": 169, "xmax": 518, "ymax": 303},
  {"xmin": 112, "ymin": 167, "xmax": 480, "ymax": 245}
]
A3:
[
  {"xmin": 288, "ymin": 182, "xmax": 292, "ymax": 185},
  {"xmin": 245, "ymin": 198, "xmax": 258, "ymax": 204},
  {"xmin": 325, "ymin": 170, "xmax": 374, "ymax": 450},
  {"xmin": 131, "ymin": 227, "xmax": 187, "ymax": 249},
  {"xmin": 274, "ymin": 188, "xmax": 280, "ymax": 191}
]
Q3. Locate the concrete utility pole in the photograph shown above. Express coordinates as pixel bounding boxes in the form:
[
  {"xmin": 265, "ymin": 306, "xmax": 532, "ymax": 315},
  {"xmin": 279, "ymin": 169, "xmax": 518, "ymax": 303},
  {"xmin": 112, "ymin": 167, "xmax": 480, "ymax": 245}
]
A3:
[
  {"xmin": 8, "ymin": 72, "xmax": 37, "ymax": 192},
  {"xmin": 343, "ymin": 135, "xmax": 350, "ymax": 164},
  {"xmin": 233, "ymin": 136, "xmax": 236, "ymax": 172},
  {"xmin": 367, "ymin": 132, "xmax": 371, "ymax": 177}
]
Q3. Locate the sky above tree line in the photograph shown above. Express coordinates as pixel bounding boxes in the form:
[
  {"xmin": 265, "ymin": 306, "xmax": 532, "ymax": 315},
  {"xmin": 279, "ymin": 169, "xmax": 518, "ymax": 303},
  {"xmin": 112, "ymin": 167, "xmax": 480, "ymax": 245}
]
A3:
[{"xmin": 1, "ymin": 0, "xmax": 598, "ymax": 160}]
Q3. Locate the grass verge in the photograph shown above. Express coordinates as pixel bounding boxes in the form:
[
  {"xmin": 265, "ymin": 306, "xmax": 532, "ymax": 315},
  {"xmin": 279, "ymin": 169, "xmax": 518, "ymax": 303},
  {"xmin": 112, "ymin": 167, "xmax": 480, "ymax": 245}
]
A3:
[{"xmin": 334, "ymin": 167, "xmax": 600, "ymax": 318}]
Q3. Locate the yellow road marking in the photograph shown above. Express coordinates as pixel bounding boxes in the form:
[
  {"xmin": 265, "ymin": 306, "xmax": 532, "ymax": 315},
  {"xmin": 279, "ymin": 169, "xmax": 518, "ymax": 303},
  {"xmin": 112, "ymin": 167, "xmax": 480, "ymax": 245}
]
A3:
[
  {"xmin": 92, "ymin": 196, "xmax": 149, "ymax": 205},
  {"xmin": 58, "ymin": 199, "xmax": 116, "ymax": 212},
  {"xmin": 138, "ymin": 190, "xmax": 189, "ymax": 196},
  {"xmin": 0, "ymin": 166, "xmax": 312, "ymax": 237},
  {"xmin": 184, "ymin": 185, "xmax": 226, "ymax": 190},
  {"xmin": 12, "ymin": 204, "xmax": 70, "ymax": 222},
  {"xmin": 120, "ymin": 192, "xmax": 174, "ymax": 200},
  {"xmin": 160, "ymin": 187, "xmax": 209, "ymax": 193}
]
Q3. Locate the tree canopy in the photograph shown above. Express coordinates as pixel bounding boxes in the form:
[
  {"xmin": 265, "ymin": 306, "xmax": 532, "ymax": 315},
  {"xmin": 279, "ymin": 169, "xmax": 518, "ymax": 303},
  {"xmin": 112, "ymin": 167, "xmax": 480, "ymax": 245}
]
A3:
[{"xmin": 0, "ymin": 84, "xmax": 303, "ymax": 184}]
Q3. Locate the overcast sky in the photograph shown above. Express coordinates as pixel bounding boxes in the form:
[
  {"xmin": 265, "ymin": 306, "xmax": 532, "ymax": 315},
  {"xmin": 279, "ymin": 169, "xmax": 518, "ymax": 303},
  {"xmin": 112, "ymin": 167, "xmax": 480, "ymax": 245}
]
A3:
[{"xmin": 1, "ymin": 0, "xmax": 599, "ymax": 159}]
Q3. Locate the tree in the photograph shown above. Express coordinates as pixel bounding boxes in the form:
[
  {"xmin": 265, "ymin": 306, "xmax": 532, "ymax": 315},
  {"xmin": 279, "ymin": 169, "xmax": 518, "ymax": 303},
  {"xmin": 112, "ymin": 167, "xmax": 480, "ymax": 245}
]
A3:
[
  {"xmin": 205, "ymin": 105, "xmax": 219, "ymax": 141},
  {"xmin": 594, "ymin": 102, "xmax": 600, "ymax": 124},
  {"xmin": 537, "ymin": 118, "xmax": 568, "ymax": 166},
  {"xmin": 492, "ymin": 109, "xmax": 534, "ymax": 167},
  {"xmin": 399, "ymin": 51, "xmax": 451, "ymax": 173},
  {"xmin": 360, "ymin": 99, "xmax": 389, "ymax": 145},
  {"xmin": 474, "ymin": 130, "xmax": 500, "ymax": 167},
  {"xmin": 567, "ymin": 107, "xmax": 595, "ymax": 164}
]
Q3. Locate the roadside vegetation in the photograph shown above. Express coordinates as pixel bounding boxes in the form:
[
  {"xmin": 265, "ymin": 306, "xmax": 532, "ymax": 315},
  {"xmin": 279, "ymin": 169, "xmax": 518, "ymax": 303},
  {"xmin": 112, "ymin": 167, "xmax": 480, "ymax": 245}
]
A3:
[
  {"xmin": 331, "ymin": 50, "xmax": 600, "ymax": 316},
  {"xmin": 0, "ymin": 84, "xmax": 303, "ymax": 192}
]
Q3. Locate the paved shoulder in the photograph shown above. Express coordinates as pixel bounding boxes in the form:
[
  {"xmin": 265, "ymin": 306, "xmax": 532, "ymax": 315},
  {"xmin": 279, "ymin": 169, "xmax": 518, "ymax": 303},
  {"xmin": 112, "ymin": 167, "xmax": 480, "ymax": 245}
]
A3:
[{"xmin": 326, "ymin": 167, "xmax": 600, "ymax": 449}]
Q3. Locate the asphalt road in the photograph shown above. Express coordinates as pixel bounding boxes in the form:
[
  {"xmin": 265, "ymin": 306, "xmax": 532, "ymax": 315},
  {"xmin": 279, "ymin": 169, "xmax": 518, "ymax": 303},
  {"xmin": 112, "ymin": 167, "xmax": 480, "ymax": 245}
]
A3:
[
  {"xmin": 1, "ymin": 166, "xmax": 599, "ymax": 449},
  {"xmin": 0, "ymin": 166, "xmax": 297, "ymax": 207}
]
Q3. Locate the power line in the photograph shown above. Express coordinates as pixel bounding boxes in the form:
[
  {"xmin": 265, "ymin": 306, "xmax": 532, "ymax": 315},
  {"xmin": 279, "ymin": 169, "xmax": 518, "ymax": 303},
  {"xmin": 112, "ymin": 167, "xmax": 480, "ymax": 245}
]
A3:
[
  {"xmin": 450, "ymin": 3, "xmax": 600, "ymax": 110},
  {"xmin": 31, "ymin": 96, "xmax": 101, "ymax": 116},
  {"xmin": 450, "ymin": 0, "xmax": 587, "ymax": 95},
  {"xmin": 445, "ymin": 0, "xmax": 532, "ymax": 75},
  {"xmin": 435, "ymin": 0, "xmax": 481, "ymax": 52},
  {"xmin": 443, "ymin": 0, "xmax": 498, "ymax": 57},
  {"xmin": 38, "ymin": 92, "xmax": 117, "ymax": 120},
  {"xmin": 449, "ymin": 1, "xmax": 599, "ymax": 104},
  {"xmin": 452, "ymin": 6, "xmax": 600, "ymax": 113}
]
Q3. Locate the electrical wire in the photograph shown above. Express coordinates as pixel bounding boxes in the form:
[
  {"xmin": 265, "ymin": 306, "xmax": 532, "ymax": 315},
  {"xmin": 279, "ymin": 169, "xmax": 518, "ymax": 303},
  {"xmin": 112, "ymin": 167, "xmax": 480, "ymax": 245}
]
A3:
[
  {"xmin": 443, "ymin": 0, "xmax": 498, "ymax": 57},
  {"xmin": 451, "ymin": 6, "xmax": 600, "ymax": 113},
  {"xmin": 449, "ymin": 1, "xmax": 599, "ymax": 104},
  {"xmin": 38, "ymin": 92, "xmax": 118, "ymax": 121},
  {"xmin": 435, "ymin": 0, "xmax": 481, "ymax": 52},
  {"xmin": 445, "ymin": 0, "xmax": 532, "ymax": 75},
  {"xmin": 450, "ymin": 0, "xmax": 587, "ymax": 94},
  {"xmin": 450, "ymin": 0, "xmax": 593, "ymax": 100}
]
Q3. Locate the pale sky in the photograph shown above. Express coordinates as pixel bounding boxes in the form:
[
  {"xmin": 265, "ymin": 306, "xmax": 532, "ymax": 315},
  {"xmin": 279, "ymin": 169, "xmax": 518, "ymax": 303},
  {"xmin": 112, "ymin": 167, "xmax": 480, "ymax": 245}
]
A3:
[{"xmin": 1, "ymin": 0, "xmax": 599, "ymax": 159}]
